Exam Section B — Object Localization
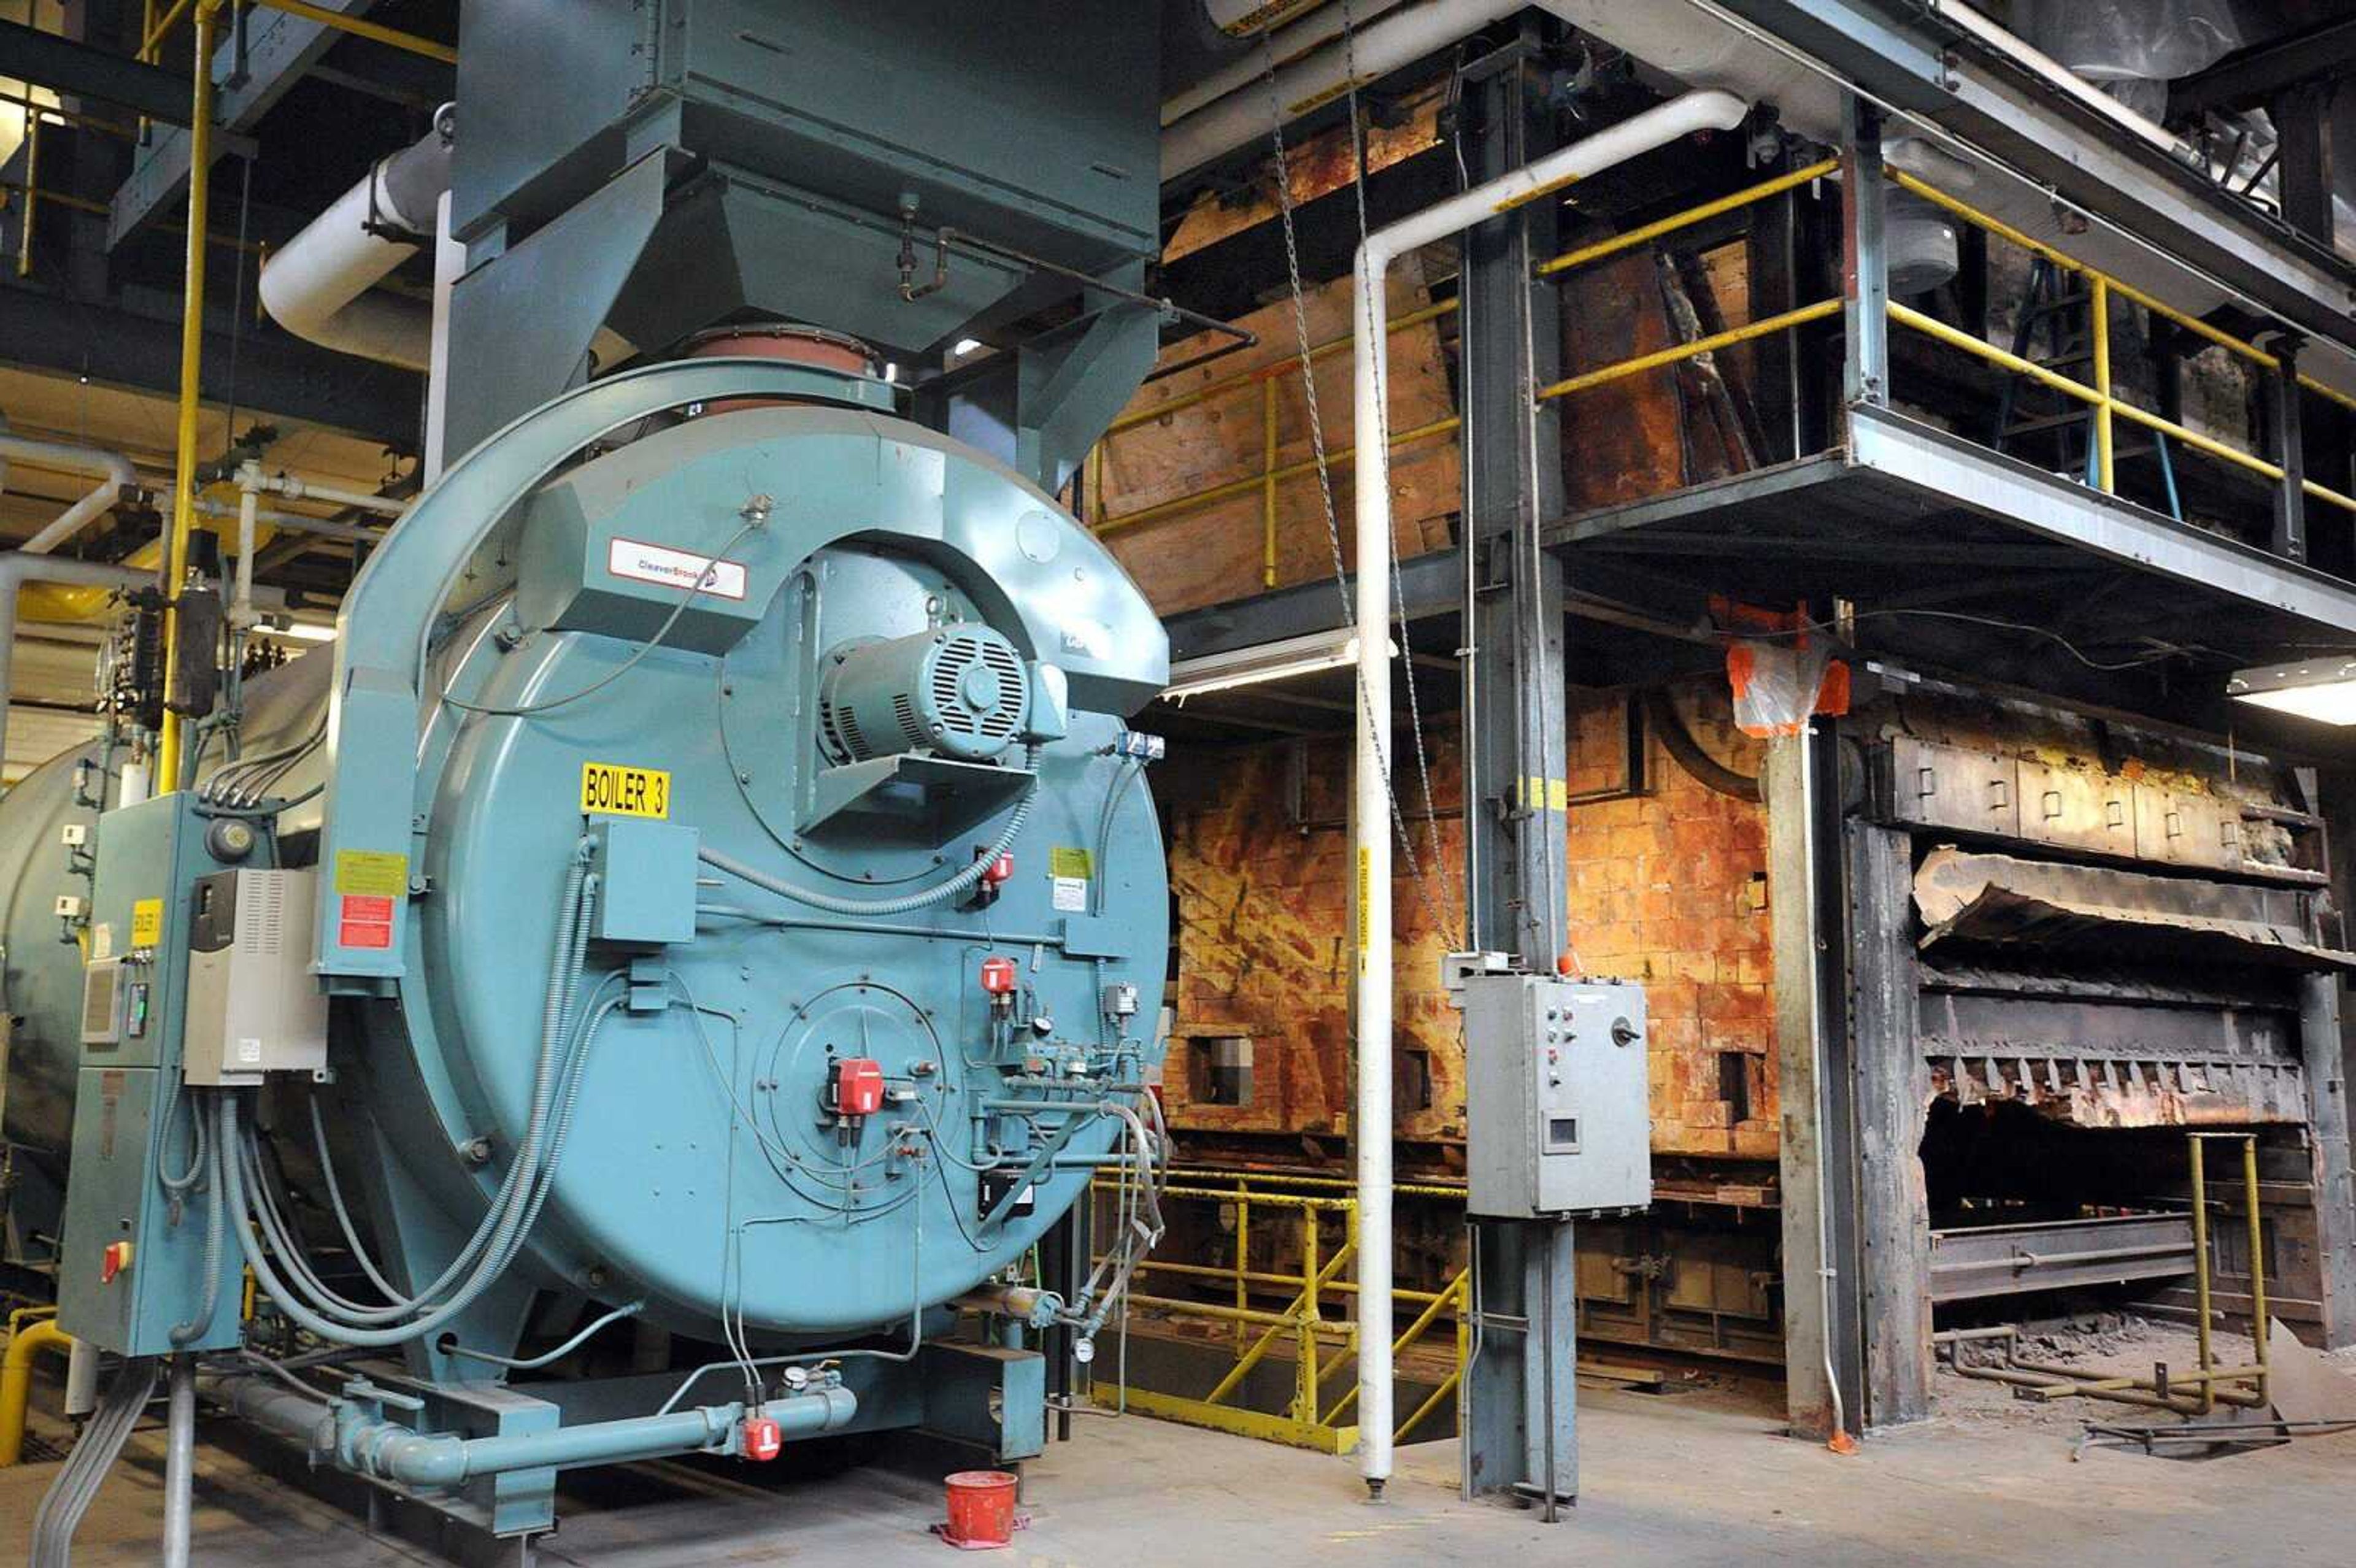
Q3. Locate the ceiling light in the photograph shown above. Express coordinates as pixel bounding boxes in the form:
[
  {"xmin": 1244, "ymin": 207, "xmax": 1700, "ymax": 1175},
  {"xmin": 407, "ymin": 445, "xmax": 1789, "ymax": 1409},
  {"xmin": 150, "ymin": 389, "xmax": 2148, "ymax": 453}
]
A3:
[
  {"xmin": 2228, "ymin": 658, "xmax": 2356, "ymax": 725},
  {"xmin": 1160, "ymin": 628, "xmax": 1392, "ymax": 702},
  {"xmin": 952, "ymin": 338, "xmax": 983, "ymax": 356}
]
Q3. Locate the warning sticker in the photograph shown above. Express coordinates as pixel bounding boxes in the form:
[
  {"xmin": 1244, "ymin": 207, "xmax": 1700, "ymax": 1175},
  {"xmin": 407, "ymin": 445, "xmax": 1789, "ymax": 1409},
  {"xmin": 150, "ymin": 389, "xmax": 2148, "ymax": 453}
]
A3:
[
  {"xmin": 1052, "ymin": 877, "xmax": 1088, "ymax": 913},
  {"xmin": 334, "ymin": 850, "xmax": 410, "ymax": 897},
  {"xmin": 338, "ymin": 893, "xmax": 396, "ymax": 951},
  {"xmin": 580, "ymin": 762, "xmax": 671, "ymax": 819},
  {"xmin": 607, "ymin": 537, "xmax": 747, "ymax": 601},
  {"xmin": 90, "ymin": 923, "xmax": 114, "ymax": 961},
  {"xmin": 129, "ymin": 897, "xmax": 163, "ymax": 948},
  {"xmin": 1048, "ymin": 846, "xmax": 1094, "ymax": 879}
]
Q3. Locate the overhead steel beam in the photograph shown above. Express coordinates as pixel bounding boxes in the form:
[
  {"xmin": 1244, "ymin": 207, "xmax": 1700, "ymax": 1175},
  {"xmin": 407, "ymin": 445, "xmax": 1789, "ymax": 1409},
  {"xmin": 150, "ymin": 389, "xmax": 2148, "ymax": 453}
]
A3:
[
  {"xmin": 112, "ymin": 0, "xmax": 407, "ymax": 248},
  {"xmin": 0, "ymin": 19, "xmax": 190, "ymax": 125},
  {"xmin": 1162, "ymin": 548, "xmax": 1459, "ymax": 664},
  {"xmin": 1698, "ymin": 0, "xmax": 2356, "ymax": 353},
  {"xmin": 2173, "ymin": 17, "xmax": 2356, "ymax": 118},
  {"xmin": 0, "ymin": 275, "xmax": 420, "ymax": 444}
]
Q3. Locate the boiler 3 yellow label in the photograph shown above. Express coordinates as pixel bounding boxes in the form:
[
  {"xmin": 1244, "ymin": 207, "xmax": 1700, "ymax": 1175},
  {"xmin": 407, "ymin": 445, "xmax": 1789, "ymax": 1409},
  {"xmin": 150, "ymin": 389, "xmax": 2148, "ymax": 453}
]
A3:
[
  {"xmin": 580, "ymin": 762, "xmax": 671, "ymax": 819},
  {"xmin": 129, "ymin": 898, "xmax": 163, "ymax": 948}
]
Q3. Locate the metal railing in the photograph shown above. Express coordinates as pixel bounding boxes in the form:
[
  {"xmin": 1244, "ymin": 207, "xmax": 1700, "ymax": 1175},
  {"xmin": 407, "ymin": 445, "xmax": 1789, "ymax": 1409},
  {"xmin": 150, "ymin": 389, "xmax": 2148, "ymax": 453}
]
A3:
[
  {"xmin": 1531, "ymin": 158, "xmax": 1842, "ymax": 405},
  {"xmin": 1086, "ymin": 301, "xmax": 1462, "ymax": 588},
  {"xmin": 1884, "ymin": 169, "xmax": 2356, "ymax": 520},
  {"xmin": 1090, "ymin": 1168, "xmax": 1469, "ymax": 1452}
]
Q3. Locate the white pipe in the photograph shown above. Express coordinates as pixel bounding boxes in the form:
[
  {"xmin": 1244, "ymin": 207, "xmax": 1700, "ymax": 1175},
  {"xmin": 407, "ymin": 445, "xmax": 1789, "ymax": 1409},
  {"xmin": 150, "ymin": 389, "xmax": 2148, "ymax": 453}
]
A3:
[
  {"xmin": 1163, "ymin": 0, "xmax": 1415, "ymax": 127},
  {"xmin": 1163, "ymin": 0, "xmax": 1525, "ymax": 179},
  {"xmin": 1925, "ymin": 1, "xmax": 2185, "ymax": 159},
  {"xmin": 233, "ymin": 461, "xmax": 262, "ymax": 629},
  {"xmin": 260, "ymin": 112, "xmax": 452, "ymax": 371},
  {"xmin": 245, "ymin": 470, "xmax": 408, "ymax": 518},
  {"xmin": 423, "ymin": 188, "xmax": 460, "ymax": 483},
  {"xmin": 2, "ymin": 435, "xmax": 138, "ymax": 555},
  {"xmin": 1348, "ymin": 86, "xmax": 1748, "ymax": 1497}
]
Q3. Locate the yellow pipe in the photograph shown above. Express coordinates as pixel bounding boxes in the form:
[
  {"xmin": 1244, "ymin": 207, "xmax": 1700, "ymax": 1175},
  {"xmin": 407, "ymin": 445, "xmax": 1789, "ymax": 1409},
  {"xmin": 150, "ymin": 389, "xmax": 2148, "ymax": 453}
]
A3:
[
  {"xmin": 1536, "ymin": 298, "xmax": 1842, "ymax": 402},
  {"xmin": 2241, "ymin": 1134, "xmax": 2269, "ymax": 1404},
  {"xmin": 2091, "ymin": 277, "xmax": 2115, "ymax": 493},
  {"xmin": 144, "ymin": 0, "xmax": 197, "ymax": 56},
  {"xmin": 1261, "ymin": 377, "xmax": 1279, "ymax": 588},
  {"xmin": 158, "ymin": 0, "xmax": 223, "ymax": 793},
  {"xmin": 248, "ymin": 0, "xmax": 459, "ymax": 64},
  {"xmin": 1536, "ymin": 158, "xmax": 1840, "ymax": 278},
  {"xmin": 2192, "ymin": 1134, "xmax": 2213, "ymax": 1410},
  {"xmin": 0, "ymin": 1318, "xmax": 74, "ymax": 1467}
]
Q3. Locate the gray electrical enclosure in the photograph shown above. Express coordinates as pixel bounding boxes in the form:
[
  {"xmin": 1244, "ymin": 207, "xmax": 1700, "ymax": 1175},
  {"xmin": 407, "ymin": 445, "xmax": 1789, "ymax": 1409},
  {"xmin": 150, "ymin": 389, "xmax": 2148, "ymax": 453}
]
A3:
[
  {"xmin": 1452, "ymin": 964, "xmax": 1651, "ymax": 1219},
  {"xmin": 182, "ymin": 869, "xmax": 330, "ymax": 1086}
]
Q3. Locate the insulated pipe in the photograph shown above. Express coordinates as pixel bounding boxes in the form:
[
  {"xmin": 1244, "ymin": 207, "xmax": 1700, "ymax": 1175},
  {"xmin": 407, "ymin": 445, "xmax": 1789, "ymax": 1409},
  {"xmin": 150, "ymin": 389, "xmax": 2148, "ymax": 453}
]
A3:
[
  {"xmin": 1, "ymin": 436, "xmax": 139, "ymax": 555},
  {"xmin": 161, "ymin": 1358, "xmax": 196, "ymax": 1568},
  {"xmin": 1163, "ymin": 0, "xmax": 1414, "ymax": 126},
  {"xmin": 1163, "ymin": 0, "xmax": 1526, "ymax": 179},
  {"xmin": 1349, "ymin": 86, "xmax": 1748, "ymax": 1499},
  {"xmin": 0, "ymin": 553, "xmax": 152, "ymax": 786},
  {"xmin": 216, "ymin": 1374, "xmax": 857, "ymax": 1488},
  {"xmin": 258, "ymin": 108, "xmax": 452, "ymax": 370}
]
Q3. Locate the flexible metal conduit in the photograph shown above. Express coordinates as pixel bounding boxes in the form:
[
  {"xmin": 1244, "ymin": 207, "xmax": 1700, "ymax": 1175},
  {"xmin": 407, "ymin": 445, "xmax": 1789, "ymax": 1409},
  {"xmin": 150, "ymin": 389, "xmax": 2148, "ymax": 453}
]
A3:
[{"xmin": 1347, "ymin": 86, "xmax": 1749, "ymax": 1499}]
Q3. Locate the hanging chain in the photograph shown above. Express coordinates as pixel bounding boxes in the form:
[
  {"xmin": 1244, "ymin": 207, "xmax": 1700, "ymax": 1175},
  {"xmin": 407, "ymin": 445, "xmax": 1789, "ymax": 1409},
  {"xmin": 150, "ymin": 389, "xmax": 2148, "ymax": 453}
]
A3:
[{"xmin": 1261, "ymin": 3, "xmax": 1464, "ymax": 951}]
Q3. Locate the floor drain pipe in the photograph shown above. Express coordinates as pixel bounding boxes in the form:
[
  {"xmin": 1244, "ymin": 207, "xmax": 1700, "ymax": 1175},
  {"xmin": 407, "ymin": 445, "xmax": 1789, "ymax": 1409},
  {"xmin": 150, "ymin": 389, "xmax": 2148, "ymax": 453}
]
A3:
[{"xmin": 1349, "ymin": 87, "xmax": 1748, "ymax": 1500}]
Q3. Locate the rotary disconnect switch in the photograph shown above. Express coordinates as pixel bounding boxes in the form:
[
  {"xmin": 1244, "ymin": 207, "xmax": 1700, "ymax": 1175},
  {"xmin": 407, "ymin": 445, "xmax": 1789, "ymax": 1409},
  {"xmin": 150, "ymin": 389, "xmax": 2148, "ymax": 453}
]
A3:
[{"xmin": 826, "ymin": 1058, "xmax": 886, "ymax": 1121}]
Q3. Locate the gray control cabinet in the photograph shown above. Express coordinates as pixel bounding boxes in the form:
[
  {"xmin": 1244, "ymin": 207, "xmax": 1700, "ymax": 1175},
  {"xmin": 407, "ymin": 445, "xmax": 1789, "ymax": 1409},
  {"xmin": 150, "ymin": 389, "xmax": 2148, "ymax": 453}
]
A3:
[{"xmin": 1456, "ymin": 970, "xmax": 1651, "ymax": 1219}]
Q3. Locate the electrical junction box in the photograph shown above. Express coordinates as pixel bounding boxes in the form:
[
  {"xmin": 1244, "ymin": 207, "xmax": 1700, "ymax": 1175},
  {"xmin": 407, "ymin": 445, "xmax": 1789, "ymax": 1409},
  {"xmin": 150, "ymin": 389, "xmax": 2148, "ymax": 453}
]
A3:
[
  {"xmin": 58, "ymin": 794, "xmax": 247, "ymax": 1356},
  {"xmin": 1451, "ymin": 962, "xmax": 1651, "ymax": 1220},
  {"xmin": 183, "ymin": 869, "xmax": 331, "ymax": 1086},
  {"xmin": 586, "ymin": 818, "xmax": 701, "ymax": 946}
]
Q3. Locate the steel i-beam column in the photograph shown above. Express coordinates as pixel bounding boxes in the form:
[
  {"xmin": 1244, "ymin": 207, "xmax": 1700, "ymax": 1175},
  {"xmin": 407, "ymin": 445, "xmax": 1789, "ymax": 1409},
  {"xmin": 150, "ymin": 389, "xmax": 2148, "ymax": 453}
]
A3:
[{"xmin": 1458, "ymin": 18, "xmax": 1577, "ymax": 1513}]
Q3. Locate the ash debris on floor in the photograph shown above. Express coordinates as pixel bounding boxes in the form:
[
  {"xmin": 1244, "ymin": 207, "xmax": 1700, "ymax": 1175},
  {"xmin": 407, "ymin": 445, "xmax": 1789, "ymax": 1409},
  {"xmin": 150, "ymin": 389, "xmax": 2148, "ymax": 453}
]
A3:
[{"xmin": 1933, "ymin": 1314, "xmax": 2356, "ymax": 1438}]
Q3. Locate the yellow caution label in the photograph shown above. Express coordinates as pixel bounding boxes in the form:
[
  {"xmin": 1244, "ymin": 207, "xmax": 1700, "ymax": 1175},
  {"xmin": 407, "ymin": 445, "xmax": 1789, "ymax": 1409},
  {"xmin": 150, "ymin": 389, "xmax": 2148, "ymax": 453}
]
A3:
[
  {"xmin": 1356, "ymin": 845, "xmax": 1371, "ymax": 972},
  {"xmin": 1519, "ymin": 775, "xmax": 1569, "ymax": 812},
  {"xmin": 333, "ymin": 850, "xmax": 412, "ymax": 897},
  {"xmin": 129, "ymin": 898, "xmax": 163, "ymax": 948},
  {"xmin": 580, "ymin": 761, "xmax": 671, "ymax": 820},
  {"xmin": 1049, "ymin": 846, "xmax": 1094, "ymax": 879}
]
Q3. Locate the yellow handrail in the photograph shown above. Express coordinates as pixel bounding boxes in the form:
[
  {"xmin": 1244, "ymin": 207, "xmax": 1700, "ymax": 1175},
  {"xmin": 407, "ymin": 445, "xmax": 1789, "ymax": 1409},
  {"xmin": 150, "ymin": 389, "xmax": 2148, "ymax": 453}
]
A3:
[
  {"xmin": 1536, "ymin": 158, "xmax": 1839, "ymax": 279},
  {"xmin": 1091, "ymin": 414, "xmax": 1461, "ymax": 537},
  {"xmin": 1887, "ymin": 299, "xmax": 2356, "ymax": 515},
  {"xmin": 1534, "ymin": 298, "xmax": 1842, "ymax": 403},
  {"xmin": 247, "ymin": 0, "xmax": 458, "ymax": 66}
]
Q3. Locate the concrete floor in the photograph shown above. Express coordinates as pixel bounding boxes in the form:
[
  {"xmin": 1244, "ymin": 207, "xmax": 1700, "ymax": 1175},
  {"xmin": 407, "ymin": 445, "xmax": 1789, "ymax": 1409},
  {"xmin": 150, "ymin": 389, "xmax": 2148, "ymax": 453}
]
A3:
[{"xmin": 8, "ymin": 1378, "xmax": 2356, "ymax": 1567}]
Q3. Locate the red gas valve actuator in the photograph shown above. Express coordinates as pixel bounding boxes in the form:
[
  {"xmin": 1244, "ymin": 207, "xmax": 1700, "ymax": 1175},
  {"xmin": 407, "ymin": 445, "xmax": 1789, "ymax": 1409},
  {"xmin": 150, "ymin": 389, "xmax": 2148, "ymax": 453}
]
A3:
[
  {"xmin": 741, "ymin": 1415, "xmax": 782, "ymax": 1462},
  {"xmin": 829, "ymin": 1058, "xmax": 886, "ymax": 1118},
  {"xmin": 979, "ymin": 955, "xmax": 1018, "ymax": 1007}
]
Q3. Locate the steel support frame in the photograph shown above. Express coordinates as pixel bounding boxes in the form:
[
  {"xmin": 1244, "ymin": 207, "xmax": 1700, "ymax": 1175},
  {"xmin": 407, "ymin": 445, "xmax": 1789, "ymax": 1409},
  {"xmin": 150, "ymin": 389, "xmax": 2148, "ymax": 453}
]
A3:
[
  {"xmin": 1457, "ymin": 21, "xmax": 1578, "ymax": 1516},
  {"xmin": 1767, "ymin": 724, "xmax": 1866, "ymax": 1443}
]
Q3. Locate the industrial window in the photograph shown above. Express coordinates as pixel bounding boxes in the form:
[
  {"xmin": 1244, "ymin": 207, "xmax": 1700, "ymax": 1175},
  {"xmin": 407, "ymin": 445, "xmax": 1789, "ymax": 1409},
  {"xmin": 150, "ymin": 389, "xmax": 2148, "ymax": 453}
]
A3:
[{"xmin": 1190, "ymin": 1036, "xmax": 1253, "ymax": 1107}]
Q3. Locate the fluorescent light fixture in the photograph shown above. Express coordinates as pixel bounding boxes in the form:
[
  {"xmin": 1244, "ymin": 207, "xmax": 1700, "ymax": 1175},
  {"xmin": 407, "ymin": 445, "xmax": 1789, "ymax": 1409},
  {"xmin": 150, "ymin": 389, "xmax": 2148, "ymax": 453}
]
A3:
[
  {"xmin": 1160, "ymin": 628, "xmax": 1393, "ymax": 703},
  {"xmin": 260, "ymin": 620, "xmax": 337, "ymax": 644},
  {"xmin": 2228, "ymin": 658, "xmax": 2356, "ymax": 724},
  {"xmin": 952, "ymin": 338, "xmax": 983, "ymax": 356}
]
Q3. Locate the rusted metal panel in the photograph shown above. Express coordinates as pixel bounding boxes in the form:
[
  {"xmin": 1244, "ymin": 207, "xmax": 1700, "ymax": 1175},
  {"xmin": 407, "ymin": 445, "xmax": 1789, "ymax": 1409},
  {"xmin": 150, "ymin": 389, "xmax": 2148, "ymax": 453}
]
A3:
[
  {"xmin": 1887, "ymin": 734, "xmax": 2018, "ymax": 839},
  {"xmin": 1928, "ymin": 1213, "xmax": 2195, "ymax": 1302},
  {"xmin": 1925, "ymin": 1051, "xmax": 2310, "ymax": 1126},
  {"xmin": 1912, "ymin": 848, "xmax": 2353, "ymax": 972}
]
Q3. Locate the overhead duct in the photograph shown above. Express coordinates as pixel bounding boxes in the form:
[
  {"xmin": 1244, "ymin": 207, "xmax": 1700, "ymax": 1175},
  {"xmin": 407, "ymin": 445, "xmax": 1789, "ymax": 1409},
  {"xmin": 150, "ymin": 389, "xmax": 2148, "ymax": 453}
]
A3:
[
  {"xmin": 1161, "ymin": 0, "xmax": 1844, "ymax": 179},
  {"xmin": 258, "ymin": 106, "xmax": 453, "ymax": 371}
]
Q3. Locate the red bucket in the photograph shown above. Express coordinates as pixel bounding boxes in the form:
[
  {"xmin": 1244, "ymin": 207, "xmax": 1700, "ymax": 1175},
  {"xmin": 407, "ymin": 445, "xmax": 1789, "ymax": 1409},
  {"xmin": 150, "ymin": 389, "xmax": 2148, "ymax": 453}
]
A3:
[{"xmin": 940, "ymin": 1470, "xmax": 1021, "ymax": 1550}]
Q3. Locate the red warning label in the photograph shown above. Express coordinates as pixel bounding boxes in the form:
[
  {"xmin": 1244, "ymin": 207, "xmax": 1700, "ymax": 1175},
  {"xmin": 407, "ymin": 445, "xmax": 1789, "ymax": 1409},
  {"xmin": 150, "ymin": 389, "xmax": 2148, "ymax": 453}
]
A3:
[{"xmin": 339, "ymin": 894, "xmax": 395, "ymax": 950}]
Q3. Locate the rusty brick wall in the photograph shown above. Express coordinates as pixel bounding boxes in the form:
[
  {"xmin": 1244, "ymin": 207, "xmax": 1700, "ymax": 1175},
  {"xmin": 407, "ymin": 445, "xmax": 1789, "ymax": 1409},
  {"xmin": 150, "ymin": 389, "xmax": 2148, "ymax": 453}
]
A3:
[
  {"xmin": 1564, "ymin": 688, "xmax": 1777, "ymax": 1159},
  {"xmin": 1157, "ymin": 683, "xmax": 1775, "ymax": 1164}
]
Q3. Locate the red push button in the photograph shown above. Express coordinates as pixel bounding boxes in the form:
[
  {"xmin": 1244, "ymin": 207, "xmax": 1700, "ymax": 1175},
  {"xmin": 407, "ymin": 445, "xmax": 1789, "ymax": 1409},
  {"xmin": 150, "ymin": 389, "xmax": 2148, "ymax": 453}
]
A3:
[{"xmin": 742, "ymin": 1415, "xmax": 782, "ymax": 1462}]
